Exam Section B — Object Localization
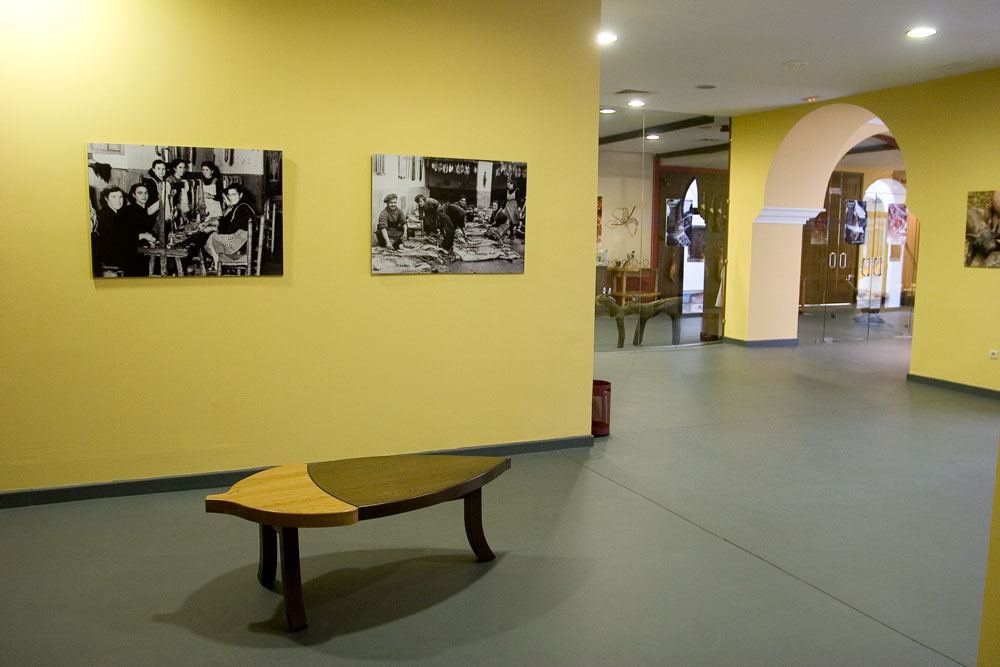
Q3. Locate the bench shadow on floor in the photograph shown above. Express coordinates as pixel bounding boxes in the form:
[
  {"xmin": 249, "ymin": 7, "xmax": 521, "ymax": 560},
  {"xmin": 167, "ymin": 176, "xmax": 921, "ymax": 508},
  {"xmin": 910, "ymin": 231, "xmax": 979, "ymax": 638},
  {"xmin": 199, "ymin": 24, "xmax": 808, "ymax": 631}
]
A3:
[{"xmin": 155, "ymin": 547, "xmax": 589, "ymax": 657}]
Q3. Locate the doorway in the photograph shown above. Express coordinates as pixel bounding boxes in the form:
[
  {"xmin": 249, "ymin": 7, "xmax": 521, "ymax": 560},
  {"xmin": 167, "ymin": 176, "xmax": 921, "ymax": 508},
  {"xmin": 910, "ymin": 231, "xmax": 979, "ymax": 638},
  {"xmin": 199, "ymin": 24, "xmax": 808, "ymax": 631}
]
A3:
[{"xmin": 799, "ymin": 170, "xmax": 917, "ymax": 343}]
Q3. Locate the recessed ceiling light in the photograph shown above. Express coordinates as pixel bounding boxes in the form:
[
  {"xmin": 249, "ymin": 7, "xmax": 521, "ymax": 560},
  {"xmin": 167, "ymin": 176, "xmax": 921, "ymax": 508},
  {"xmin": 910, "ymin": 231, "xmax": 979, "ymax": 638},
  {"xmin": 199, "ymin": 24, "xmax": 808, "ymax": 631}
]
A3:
[
  {"xmin": 781, "ymin": 60, "xmax": 808, "ymax": 68},
  {"xmin": 627, "ymin": 99, "xmax": 646, "ymax": 108},
  {"xmin": 597, "ymin": 31, "xmax": 618, "ymax": 45},
  {"xmin": 696, "ymin": 84, "xmax": 716, "ymax": 90},
  {"xmin": 599, "ymin": 108, "xmax": 616, "ymax": 114},
  {"xmin": 802, "ymin": 96, "xmax": 822, "ymax": 103},
  {"xmin": 906, "ymin": 26, "xmax": 937, "ymax": 38},
  {"xmin": 645, "ymin": 134, "xmax": 661, "ymax": 140}
]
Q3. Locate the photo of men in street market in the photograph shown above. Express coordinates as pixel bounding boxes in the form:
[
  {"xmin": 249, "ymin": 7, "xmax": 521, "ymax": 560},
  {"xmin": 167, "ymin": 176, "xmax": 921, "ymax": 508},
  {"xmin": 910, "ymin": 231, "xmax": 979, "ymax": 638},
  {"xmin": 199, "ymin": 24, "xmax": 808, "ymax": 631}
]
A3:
[{"xmin": 371, "ymin": 154, "xmax": 526, "ymax": 274}]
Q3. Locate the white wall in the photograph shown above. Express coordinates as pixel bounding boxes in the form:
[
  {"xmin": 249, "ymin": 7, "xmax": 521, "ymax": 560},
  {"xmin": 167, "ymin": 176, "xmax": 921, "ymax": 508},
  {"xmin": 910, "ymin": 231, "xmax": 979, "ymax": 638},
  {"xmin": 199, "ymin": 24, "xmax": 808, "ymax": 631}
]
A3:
[{"xmin": 597, "ymin": 149, "xmax": 655, "ymax": 267}]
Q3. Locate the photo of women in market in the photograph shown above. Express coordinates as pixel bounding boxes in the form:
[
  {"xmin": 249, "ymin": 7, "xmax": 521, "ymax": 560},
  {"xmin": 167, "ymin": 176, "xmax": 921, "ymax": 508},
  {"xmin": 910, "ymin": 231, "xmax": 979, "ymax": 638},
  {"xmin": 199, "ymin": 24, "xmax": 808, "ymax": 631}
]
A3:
[
  {"xmin": 371, "ymin": 153, "xmax": 527, "ymax": 274},
  {"xmin": 87, "ymin": 143, "xmax": 283, "ymax": 277}
]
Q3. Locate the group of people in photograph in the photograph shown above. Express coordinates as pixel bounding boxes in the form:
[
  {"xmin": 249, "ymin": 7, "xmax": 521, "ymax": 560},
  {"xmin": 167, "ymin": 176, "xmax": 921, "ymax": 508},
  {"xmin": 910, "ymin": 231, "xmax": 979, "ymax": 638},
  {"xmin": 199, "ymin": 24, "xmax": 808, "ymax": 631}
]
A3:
[
  {"xmin": 91, "ymin": 158, "xmax": 255, "ymax": 277},
  {"xmin": 375, "ymin": 179, "xmax": 526, "ymax": 256}
]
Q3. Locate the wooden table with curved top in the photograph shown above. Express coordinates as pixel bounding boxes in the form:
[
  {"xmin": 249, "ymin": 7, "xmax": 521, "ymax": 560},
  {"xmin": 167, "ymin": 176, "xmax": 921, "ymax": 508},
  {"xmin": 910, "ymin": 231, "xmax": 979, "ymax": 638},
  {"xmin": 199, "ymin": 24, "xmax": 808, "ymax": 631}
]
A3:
[{"xmin": 205, "ymin": 454, "xmax": 510, "ymax": 631}]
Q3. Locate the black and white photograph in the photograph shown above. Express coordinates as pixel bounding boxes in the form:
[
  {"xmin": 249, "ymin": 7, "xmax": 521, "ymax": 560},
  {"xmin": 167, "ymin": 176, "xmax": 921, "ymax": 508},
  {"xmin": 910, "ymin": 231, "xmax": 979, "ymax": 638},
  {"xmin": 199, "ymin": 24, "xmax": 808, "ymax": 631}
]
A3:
[
  {"xmin": 87, "ymin": 143, "xmax": 283, "ymax": 278},
  {"xmin": 371, "ymin": 154, "xmax": 526, "ymax": 274},
  {"xmin": 843, "ymin": 199, "xmax": 867, "ymax": 245}
]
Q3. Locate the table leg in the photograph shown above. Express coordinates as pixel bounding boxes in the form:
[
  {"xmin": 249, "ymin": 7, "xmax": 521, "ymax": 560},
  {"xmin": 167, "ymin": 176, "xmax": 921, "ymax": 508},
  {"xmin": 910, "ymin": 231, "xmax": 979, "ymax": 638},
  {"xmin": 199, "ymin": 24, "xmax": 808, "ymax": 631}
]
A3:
[
  {"xmin": 279, "ymin": 526, "xmax": 308, "ymax": 631},
  {"xmin": 174, "ymin": 256, "xmax": 184, "ymax": 276},
  {"xmin": 463, "ymin": 488, "xmax": 496, "ymax": 562},
  {"xmin": 257, "ymin": 524, "xmax": 277, "ymax": 589}
]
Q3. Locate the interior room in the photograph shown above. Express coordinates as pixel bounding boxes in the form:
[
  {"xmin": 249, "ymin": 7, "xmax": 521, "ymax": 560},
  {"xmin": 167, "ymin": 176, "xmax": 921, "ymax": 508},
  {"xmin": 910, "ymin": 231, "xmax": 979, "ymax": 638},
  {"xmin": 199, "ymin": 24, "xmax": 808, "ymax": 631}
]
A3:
[{"xmin": 2, "ymin": 1, "xmax": 1000, "ymax": 665}]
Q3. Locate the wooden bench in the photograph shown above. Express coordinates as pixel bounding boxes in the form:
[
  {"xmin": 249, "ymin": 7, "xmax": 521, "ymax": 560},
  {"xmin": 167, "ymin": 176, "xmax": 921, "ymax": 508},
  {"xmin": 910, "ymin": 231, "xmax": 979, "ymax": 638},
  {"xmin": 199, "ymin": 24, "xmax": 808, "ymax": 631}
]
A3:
[{"xmin": 205, "ymin": 454, "xmax": 510, "ymax": 631}]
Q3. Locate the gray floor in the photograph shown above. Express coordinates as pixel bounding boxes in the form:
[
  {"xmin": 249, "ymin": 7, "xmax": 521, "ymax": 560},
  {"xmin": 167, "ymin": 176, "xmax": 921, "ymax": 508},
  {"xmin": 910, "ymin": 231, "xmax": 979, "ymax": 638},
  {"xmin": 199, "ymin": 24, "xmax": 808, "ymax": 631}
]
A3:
[{"xmin": 3, "ymin": 339, "xmax": 998, "ymax": 666}]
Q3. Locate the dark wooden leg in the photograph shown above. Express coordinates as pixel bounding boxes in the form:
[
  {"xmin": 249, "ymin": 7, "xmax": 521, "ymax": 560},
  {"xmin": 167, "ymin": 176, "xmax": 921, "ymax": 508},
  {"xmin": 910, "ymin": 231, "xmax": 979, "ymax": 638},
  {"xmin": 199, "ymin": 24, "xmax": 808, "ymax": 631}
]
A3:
[
  {"xmin": 258, "ymin": 524, "xmax": 277, "ymax": 589},
  {"xmin": 279, "ymin": 526, "xmax": 308, "ymax": 631},
  {"xmin": 615, "ymin": 314, "xmax": 625, "ymax": 348},
  {"xmin": 463, "ymin": 488, "xmax": 496, "ymax": 562}
]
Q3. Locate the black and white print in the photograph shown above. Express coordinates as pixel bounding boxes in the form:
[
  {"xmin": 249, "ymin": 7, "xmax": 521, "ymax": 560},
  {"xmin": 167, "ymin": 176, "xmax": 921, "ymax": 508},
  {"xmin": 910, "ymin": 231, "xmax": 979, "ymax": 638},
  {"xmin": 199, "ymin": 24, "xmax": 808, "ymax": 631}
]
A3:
[
  {"xmin": 87, "ymin": 143, "xmax": 283, "ymax": 277},
  {"xmin": 843, "ymin": 199, "xmax": 867, "ymax": 245},
  {"xmin": 371, "ymin": 154, "xmax": 526, "ymax": 274}
]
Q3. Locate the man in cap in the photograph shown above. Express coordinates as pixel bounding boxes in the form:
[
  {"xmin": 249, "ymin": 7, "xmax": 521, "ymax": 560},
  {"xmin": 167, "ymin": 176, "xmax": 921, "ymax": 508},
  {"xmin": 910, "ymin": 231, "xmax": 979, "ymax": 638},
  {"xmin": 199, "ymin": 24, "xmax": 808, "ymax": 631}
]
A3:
[{"xmin": 376, "ymin": 193, "xmax": 408, "ymax": 250}]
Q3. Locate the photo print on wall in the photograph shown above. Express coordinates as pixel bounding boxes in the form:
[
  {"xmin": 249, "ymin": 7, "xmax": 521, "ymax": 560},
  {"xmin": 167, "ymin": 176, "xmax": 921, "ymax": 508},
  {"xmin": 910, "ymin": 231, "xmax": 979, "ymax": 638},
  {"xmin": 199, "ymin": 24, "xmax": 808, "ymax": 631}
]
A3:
[
  {"xmin": 371, "ymin": 154, "xmax": 526, "ymax": 274},
  {"xmin": 966, "ymin": 190, "xmax": 1000, "ymax": 267},
  {"xmin": 87, "ymin": 143, "xmax": 283, "ymax": 277},
  {"xmin": 843, "ymin": 199, "xmax": 867, "ymax": 245}
]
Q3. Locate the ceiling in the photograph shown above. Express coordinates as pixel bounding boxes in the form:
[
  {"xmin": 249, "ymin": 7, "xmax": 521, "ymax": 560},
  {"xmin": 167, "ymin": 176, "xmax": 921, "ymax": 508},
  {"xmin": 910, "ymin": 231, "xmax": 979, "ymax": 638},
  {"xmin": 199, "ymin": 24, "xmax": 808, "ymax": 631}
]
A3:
[{"xmin": 598, "ymin": 0, "xmax": 1000, "ymax": 170}]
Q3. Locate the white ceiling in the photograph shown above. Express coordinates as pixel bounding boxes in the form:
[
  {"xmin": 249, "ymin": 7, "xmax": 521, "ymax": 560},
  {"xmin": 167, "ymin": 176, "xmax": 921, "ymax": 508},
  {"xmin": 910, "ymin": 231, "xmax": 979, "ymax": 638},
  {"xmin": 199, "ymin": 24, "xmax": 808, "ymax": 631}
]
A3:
[{"xmin": 598, "ymin": 0, "xmax": 1000, "ymax": 169}]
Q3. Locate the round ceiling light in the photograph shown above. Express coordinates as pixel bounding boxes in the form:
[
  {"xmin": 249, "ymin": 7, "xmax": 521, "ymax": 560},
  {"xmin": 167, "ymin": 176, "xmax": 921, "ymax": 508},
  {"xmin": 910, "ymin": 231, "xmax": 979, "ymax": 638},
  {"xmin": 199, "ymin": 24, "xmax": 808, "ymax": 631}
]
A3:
[
  {"xmin": 627, "ymin": 99, "xmax": 646, "ymax": 108},
  {"xmin": 597, "ymin": 31, "xmax": 618, "ymax": 45},
  {"xmin": 906, "ymin": 26, "xmax": 937, "ymax": 38},
  {"xmin": 599, "ymin": 108, "xmax": 617, "ymax": 114},
  {"xmin": 645, "ymin": 134, "xmax": 661, "ymax": 140}
]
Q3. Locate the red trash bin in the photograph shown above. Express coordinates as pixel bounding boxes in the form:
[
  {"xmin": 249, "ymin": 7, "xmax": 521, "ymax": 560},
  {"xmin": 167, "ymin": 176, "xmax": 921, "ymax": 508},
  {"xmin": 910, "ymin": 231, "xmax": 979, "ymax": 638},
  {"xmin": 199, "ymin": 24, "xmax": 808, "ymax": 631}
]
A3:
[{"xmin": 592, "ymin": 380, "xmax": 611, "ymax": 436}]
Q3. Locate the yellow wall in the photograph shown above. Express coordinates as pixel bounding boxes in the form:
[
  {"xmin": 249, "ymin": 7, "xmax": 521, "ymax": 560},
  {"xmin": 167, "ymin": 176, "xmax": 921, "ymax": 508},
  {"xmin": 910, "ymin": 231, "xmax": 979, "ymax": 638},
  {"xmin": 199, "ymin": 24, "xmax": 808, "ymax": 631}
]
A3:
[
  {"xmin": 0, "ymin": 0, "xmax": 601, "ymax": 491},
  {"xmin": 728, "ymin": 69, "xmax": 1000, "ymax": 392},
  {"xmin": 981, "ymin": 434, "xmax": 1000, "ymax": 664}
]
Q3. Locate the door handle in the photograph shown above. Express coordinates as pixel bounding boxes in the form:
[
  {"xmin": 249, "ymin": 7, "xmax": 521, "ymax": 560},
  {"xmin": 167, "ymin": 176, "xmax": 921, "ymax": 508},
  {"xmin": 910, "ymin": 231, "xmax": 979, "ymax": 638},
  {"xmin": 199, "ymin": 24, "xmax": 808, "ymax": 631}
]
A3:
[
  {"xmin": 828, "ymin": 252, "xmax": 836, "ymax": 268},
  {"xmin": 840, "ymin": 252, "xmax": 847, "ymax": 269}
]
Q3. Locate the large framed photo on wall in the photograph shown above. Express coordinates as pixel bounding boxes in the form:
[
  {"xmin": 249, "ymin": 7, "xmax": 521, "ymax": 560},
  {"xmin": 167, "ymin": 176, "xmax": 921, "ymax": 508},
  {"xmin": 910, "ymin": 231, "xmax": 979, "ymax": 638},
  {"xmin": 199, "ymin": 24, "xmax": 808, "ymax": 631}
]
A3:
[
  {"xmin": 371, "ymin": 154, "xmax": 527, "ymax": 274},
  {"xmin": 87, "ymin": 143, "xmax": 283, "ymax": 277},
  {"xmin": 966, "ymin": 190, "xmax": 1000, "ymax": 267}
]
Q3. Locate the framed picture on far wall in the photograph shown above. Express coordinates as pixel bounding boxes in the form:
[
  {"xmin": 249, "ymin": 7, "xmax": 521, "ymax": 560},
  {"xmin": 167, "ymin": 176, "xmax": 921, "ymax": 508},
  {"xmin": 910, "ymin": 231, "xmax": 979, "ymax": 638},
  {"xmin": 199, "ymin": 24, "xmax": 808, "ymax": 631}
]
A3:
[
  {"xmin": 966, "ymin": 190, "xmax": 1000, "ymax": 267},
  {"xmin": 87, "ymin": 143, "xmax": 283, "ymax": 278},
  {"xmin": 887, "ymin": 203, "xmax": 908, "ymax": 246},
  {"xmin": 843, "ymin": 199, "xmax": 867, "ymax": 245},
  {"xmin": 371, "ymin": 154, "xmax": 526, "ymax": 274}
]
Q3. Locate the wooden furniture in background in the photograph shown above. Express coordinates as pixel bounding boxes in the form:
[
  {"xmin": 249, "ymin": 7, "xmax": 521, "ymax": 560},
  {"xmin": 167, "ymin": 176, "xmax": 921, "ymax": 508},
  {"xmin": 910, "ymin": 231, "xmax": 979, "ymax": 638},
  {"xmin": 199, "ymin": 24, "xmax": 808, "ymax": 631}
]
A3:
[
  {"xmin": 606, "ymin": 267, "xmax": 660, "ymax": 305},
  {"xmin": 206, "ymin": 454, "xmax": 511, "ymax": 631}
]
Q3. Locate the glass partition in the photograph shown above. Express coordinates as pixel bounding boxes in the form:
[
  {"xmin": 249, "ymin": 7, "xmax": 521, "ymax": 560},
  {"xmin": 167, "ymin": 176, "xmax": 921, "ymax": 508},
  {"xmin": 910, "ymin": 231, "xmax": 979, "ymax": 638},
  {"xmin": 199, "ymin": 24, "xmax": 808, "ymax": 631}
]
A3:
[
  {"xmin": 799, "ymin": 167, "xmax": 916, "ymax": 342},
  {"xmin": 596, "ymin": 111, "xmax": 729, "ymax": 351}
]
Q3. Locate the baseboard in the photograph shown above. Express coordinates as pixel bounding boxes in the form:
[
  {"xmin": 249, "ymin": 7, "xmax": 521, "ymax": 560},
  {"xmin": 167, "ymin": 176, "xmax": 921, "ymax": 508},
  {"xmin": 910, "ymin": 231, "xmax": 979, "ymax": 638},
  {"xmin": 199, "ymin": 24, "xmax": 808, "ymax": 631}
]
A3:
[
  {"xmin": 906, "ymin": 373, "xmax": 1000, "ymax": 400},
  {"xmin": 0, "ymin": 467, "xmax": 270, "ymax": 510},
  {"xmin": 432, "ymin": 435, "xmax": 594, "ymax": 458},
  {"xmin": 0, "ymin": 435, "xmax": 593, "ymax": 509},
  {"xmin": 723, "ymin": 337, "xmax": 799, "ymax": 348}
]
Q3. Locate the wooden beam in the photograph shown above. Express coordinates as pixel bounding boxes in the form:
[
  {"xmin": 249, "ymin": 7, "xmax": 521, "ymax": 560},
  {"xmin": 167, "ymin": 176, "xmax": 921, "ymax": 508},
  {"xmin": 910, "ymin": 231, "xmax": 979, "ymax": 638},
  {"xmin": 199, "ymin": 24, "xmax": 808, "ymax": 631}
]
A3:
[
  {"xmin": 599, "ymin": 115, "xmax": 716, "ymax": 145},
  {"xmin": 655, "ymin": 143, "xmax": 730, "ymax": 159}
]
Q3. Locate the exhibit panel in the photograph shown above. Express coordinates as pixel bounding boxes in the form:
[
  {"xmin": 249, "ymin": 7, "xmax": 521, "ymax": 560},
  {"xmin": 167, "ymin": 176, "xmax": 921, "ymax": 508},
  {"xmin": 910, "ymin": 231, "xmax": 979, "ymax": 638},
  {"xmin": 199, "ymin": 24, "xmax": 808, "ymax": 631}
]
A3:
[
  {"xmin": 370, "ymin": 155, "xmax": 526, "ymax": 275},
  {"xmin": 87, "ymin": 143, "xmax": 283, "ymax": 278}
]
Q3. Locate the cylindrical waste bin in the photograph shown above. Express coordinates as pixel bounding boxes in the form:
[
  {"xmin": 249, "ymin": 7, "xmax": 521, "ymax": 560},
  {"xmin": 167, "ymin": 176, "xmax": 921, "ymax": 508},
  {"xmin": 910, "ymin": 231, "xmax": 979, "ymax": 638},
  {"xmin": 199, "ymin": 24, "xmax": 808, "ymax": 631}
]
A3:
[{"xmin": 592, "ymin": 380, "xmax": 611, "ymax": 436}]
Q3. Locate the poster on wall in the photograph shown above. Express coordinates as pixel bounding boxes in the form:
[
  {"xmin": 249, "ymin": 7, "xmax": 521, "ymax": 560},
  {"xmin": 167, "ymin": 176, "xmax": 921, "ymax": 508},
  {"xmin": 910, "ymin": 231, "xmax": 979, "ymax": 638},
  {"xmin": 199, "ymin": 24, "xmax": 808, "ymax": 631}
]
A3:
[
  {"xmin": 371, "ymin": 154, "xmax": 526, "ymax": 274},
  {"xmin": 843, "ymin": 199, "xmax": 867, "ymax": 244},
  {"xmin": 887, "ymin": 203, "xmax": 908, "ymax": 246},
  {"xmin": 809, "ymin": 210, "xmax": 829, "ymax": 245},
  {"xmin": 87, "ymin": 143, "xmax": 283, "ymax": 277},
  {"xmin": 966, "ymin": 190, "xmax": 1000, "ymax": 267},
  {"xmin": 597, "ymin": 196, "xmax": 603, "ymax": 244},
  {"xmin": 664, "ymin": 198, "xmax": 692, "ymax": 247}
]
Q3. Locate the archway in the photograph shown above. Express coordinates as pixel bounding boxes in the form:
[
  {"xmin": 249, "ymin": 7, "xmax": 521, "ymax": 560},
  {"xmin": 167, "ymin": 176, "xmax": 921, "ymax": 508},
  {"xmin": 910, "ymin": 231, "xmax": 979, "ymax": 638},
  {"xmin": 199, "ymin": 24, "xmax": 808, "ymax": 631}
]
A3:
[{"xmin": 744, "ymin": 103, "xmax": 909, "ymax": 343}]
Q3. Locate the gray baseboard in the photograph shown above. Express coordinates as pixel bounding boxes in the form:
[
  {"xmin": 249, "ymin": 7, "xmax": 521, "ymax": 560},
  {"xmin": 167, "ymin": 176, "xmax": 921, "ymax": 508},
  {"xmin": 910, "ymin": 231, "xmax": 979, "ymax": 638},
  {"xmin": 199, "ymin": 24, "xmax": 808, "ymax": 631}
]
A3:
[
  {"xmin": 724, "ymin": 337, "xmax": 799, "ymax": 347},
  {"xmin": 906, "ymin": 373, "xmax": 1000, "ymax": 400},
  {"xmin": 0, "ymin": 434, "xmax": 593, "ymax": 509},
  {"xmin": 431, "ymin": 435, "xmax": 594, "ymax": 458}
]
